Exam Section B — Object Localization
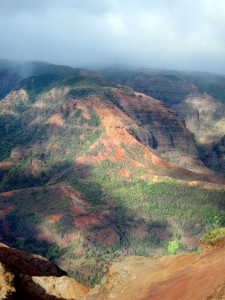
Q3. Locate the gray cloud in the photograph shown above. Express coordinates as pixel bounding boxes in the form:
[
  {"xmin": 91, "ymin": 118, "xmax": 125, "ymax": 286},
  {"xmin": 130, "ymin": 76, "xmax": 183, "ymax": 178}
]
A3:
[{"xmin": 0, "ymin": 0, "xmax": 225, "ymax": 73}]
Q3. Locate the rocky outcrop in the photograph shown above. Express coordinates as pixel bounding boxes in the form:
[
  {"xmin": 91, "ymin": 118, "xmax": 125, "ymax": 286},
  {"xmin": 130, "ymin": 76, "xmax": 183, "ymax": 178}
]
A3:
[
  {"xmin": 17, "ymin": 275, "xmax": 89, "ymax": 300},
  {"xmin": 0, "ymin": 243, "xmax": 89, "ymax": 299},
  {"xmin": 0, "ymin": 262, "xmax": 16, "ymax": 299},
  {"xmin": 0, "ymin": 243, "xmax": 65, "ymax": 277}
]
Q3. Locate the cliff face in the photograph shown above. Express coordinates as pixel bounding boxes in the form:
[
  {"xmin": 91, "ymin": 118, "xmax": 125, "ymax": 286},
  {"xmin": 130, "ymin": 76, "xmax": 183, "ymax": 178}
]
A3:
[
  {"xmin": 172, "ymin": 93, "xmax": 225, "ymax": 145},
  {"xmin": 0, "ymin": 243, "xmax": 89, "ymax": 300},
  {"xmin": 112, "ymin": 89, "xmax": 203, "ymax": 172},
  {"xmin": 102, "ymin": 68, "xmax": 225, "ymax": 175},
  {"xmin": 171, "ymin": 94, "xmax": 225, "ymax": 174}
]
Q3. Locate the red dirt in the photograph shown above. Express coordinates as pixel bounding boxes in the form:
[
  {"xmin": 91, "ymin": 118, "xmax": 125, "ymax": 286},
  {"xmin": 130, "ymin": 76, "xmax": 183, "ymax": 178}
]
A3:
[
  {"xmin": 74, "ymin": 96, "xmax": 209, "ymax": 182},
  {"xmin": 0, "ymin": 191, "xmax": 14, "ymax": 198},
  {"xmin": 92, "ymin": 236, "xmax": 225, "ymax": 300},
  {"xmin": 141, "ymin": 246, "xmax": 225, "ymax": 300},
  {"xmin": 0, "ymin": 206, "xmax": 14, "ymax": 218},
  {"xmin": 87, "ymin": 228, "xmax": 120, "ymax": 245},
  {"xmin": 46, "ymin": 113, "xmax": 65, "ymax": 126},
  {"xmin": 75, "ymin": 215, "xmax": 99, "ymax": 228},
  {"xmin": 0, "ymin": 242, "xmax": 65, "ymax": 277},
  {"xmin": 119, "ymin": 168, "xmax": 131, "ymax": 178},
  {"xmin": 73, "ymin": 101, "xmax": 90, "ymax": 119},
  {"xmin": 0, "ymin": 162, "xmax": 13, "ymax": 169},
  {"xmin": 47, "ymin": 214, "xmax": 63, "ymax": 223}
]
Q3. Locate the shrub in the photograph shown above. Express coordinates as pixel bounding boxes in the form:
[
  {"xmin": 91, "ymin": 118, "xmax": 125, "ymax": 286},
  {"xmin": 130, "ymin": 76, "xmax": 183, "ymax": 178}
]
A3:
[
  {"xmin": 201, "ymin": 227, "xmax": 225, "ymax": 241},
  {"xmin": 166, "ymin": 241, "xmax": 180, "ymax": 255}
]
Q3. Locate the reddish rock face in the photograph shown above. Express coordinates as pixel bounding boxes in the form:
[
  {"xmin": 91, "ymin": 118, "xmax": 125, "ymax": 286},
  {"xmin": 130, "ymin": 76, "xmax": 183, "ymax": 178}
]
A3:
[
  {"xmin": 0, "ymin": 242, "xmax": 66, "ymax": 277},
  {"xmin": 113, "ymin": 89, "xmax": 196, "ymax": 152},
  {"xmin": 0, "ymin": 243, "xmax": 89, "ymax": 300}
]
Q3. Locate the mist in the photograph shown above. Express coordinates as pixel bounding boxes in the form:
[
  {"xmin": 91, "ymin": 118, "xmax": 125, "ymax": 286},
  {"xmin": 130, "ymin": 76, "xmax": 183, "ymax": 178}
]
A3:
[{"xmin": 1, "ymin": 0, "xmax": 225, "ymax": 73}]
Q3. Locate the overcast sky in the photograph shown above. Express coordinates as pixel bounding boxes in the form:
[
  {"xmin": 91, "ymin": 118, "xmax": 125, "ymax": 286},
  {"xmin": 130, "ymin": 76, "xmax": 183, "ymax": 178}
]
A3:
[{"xmin": 1, "ymin": 0, "xmax": 225, "ymax": 73}]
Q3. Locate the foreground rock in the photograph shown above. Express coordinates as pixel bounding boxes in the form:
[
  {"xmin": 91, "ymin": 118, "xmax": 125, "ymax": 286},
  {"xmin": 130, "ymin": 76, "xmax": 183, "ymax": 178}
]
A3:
[
  {"xmin": 2, "ymin": 237, "xmax": 225, "ymax": 299},
  {"xmin": 0, "ymin": 243, "xmax": 89, "ymax": 299}
]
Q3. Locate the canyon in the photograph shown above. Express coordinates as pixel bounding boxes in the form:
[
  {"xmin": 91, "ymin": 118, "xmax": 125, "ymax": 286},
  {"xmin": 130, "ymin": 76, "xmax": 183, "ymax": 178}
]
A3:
[{"xmin": 0, "ymin": 61, "xmax": 225, "ymax": 298}]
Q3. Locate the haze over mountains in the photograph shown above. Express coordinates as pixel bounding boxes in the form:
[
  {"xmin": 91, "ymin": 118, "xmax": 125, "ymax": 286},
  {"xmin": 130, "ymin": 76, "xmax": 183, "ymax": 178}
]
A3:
[
  {"xmin": 1, "ymin": 59, "xmax": 225, "ymax": 299},
  {"xmin": 1, "ymin": 0, "xmax": 225, "ymax": 73}
]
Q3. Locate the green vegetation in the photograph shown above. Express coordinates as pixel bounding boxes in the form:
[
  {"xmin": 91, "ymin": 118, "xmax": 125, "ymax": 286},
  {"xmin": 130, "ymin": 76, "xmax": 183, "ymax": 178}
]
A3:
[
  {"xmin": 87, "ymin": 107, "xmax": 101, "ymax": 127},
  {"xmin": 102, "ymin": 68, "xmax": 225, "ymax": 105},
  {"xmin": 84, "ymin": 160, "xmax": 225, "ymax": 236},
  {"xmin": 198, "ymin": 140, "xmax": 225, "ymax": 176},
  {"xmin": 18, "ymin": 72, "xmax": 115, "ymax": 103},
  {"xmin": 47, "ymin": 156, "xmax": 225, "ymax": 285},
  {"xmin": 20, "ymin": 74, "xmax": 60, "ymax": 102},
  {"xmin": 0, "ymin": 100, "xmax": 103, "ymax": 191},
  {"xmin": 47, "ymin": 242, "xmax": 79, "ymax": 260},
  {"xmin": 103, "ymin": 90, "xmax": 125, "ymax": 110},
  {"xmin": 201, "ymin": 227, "xmax": 225, "ymax": 241},
  {"xmin": 0, "ymin": 186, "xmax": 73, "ymax": 256},
  {"xmin": 184, "ymin": 73, "xmax": 225, "ymax": 104},
  {"xmin": 1, "ymin": 65, "xmax": 225, "ymax": 287},
  {"xmin": 0, "ymin": 114, "xmax": 24, "ymax": 159},
  {"xmin": 165, "ymin": 240, "xmax": 180, "ymax": 255}
]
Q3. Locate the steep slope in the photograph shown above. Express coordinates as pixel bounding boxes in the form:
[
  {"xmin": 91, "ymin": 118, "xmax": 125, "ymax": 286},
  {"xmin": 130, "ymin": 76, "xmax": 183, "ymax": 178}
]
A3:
[
  {"xmin": 173, "ymin": 93, "xmax": 225, "ymax": 145},
  {"xmin": 102, "ymin": 68, "xmax": 225, "ymax": 176},
  {"xmin": 1, "ymin": 66, "xmax": 225, "ymax": 286},
  {"xmin": 172, "ymin": 94, "xmax": 225, "ymax": 175},
  {"xmin": 101, "ymin": 69, "xmax": 196, "ymax": 105},
  {"xmin": 2, "ymin": 235, "xmax": 225, "ymax": 300},
  {"xmin": 88, "ymin": 235, "xmax": 225, "ymax": 300}
]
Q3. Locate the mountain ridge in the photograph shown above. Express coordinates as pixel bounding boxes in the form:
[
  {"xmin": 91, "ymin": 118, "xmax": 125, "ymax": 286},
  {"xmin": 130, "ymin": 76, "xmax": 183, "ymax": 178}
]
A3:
[{"xmin": 1, "ymin": 60, "xmax": 225, "ymax": 287}]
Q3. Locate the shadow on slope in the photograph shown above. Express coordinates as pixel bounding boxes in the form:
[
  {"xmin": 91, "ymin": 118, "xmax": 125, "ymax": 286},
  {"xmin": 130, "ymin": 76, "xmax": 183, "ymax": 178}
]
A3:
[
  {"xmin": 0, "ymin": 159, "xmax": 169, "ymax": 286},
  {"xmin": 1, "ymin": 158, "xmax": 225, "ymax": 287}
]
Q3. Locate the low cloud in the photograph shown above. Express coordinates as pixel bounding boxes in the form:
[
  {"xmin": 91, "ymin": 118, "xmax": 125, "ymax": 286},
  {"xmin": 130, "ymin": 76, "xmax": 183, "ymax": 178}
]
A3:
[{"xmin": 1, "ymin": 0, "xmax": 225, "ymax": 73}]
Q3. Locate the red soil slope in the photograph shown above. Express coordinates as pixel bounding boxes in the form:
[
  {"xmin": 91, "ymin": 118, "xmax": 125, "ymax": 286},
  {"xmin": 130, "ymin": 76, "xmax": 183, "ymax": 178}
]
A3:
[
  {"xmin": 74, "ymin": 93, "xmax": 225, "ymax": 184},
  {"xmin": 88, "ymin": 236, "xmax": 225, "ymax": 300}
]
